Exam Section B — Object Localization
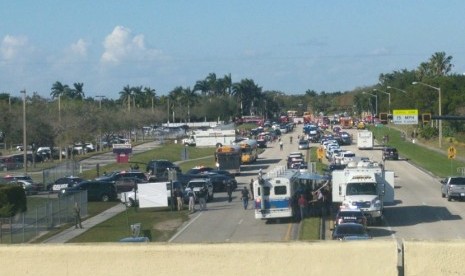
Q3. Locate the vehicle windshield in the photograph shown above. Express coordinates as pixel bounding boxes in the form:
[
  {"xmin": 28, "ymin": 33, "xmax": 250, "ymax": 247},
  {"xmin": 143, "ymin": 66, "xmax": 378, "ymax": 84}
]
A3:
[
  {"xmin": 346, "ymin": 183, "xmax": 377, "ymax": 195},
  {"xmin": 188, "ymin": 182, "xmax": 205, "ymax": 188}
]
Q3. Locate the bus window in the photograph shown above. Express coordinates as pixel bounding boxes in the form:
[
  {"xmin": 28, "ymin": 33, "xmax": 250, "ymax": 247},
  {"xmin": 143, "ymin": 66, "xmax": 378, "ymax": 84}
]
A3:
[
  {"xmin": 274, "ymin": 186, "xmax": 287, "ymax": 195},
  {"xmin": 258, "ymin": 186, "xmax": 270, "ymax": 196}
]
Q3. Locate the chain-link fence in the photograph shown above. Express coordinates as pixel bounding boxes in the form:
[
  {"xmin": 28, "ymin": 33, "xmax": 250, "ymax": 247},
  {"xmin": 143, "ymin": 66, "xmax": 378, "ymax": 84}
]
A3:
[
  {"xmin": 42, "ymin": 160, "xmax": 80, "ymax": 189},
  {"xmin": 0, "ymin": 191, "xmax": 87, "ymax": 244}
]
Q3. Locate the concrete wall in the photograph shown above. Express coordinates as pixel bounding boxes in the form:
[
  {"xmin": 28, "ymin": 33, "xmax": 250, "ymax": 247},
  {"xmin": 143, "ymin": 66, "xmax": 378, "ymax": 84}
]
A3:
[
  {"xmin": 0, "ymin": 241, "xmax": 398, "ymax": 276},
  {"xmin": 403, "ymin": 240, "xmax": 465, "ymax": 276}
]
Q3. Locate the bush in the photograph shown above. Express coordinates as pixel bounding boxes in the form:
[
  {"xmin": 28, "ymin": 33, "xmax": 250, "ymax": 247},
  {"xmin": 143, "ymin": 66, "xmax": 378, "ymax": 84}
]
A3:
[
  {"xmin": 0, "ymin": 185, "xmax": 27, "ymax": 217},
  {"xmin": 419, "ymin": 125, "xmax": 438, "ymax": 140}
]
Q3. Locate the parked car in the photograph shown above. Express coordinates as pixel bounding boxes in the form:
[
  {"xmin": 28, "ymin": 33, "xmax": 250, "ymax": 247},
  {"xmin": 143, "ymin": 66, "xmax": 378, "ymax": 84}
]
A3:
[
  {"xmin": 145, "ymin": 160, "xmax": 180, "ymax": 180},
  {"xmin": 185, "ymin": 178, "xmax": 214, "ymax": 202},
  {"xmin": 114, "ymin": 177, "xmax": 148, "ymax": 193},
  {"xmin": 441, "ymin": 176, "xmax": 465, "ymax": 201},
  {"xmin": 48, "ymin": 176, "xmax": 85, "ymax": 192},
  {"xmin": 335, "ymin": 209, "xmax": 367, "ymax": 229},
  {"xmin": 59, "ymin": 180, "xmax": 117, "ymax": 202},
  {"xmin": 3, "ymin": 174, "xmax": 43, "ymax": 194},
  {"xmin": 382, "ymin": 147, "xmax": 399, "ymax": 160},
  {"xmin": 331, "ymin": 223, "xmax": 370, "ymax": 240},
  {"xmin": 202, "ymin": 172, "xmax": 238, "ymax": 192},
  {"xmin": 95, "ymin": 170, "xmax": 147, "ymax": 190}
]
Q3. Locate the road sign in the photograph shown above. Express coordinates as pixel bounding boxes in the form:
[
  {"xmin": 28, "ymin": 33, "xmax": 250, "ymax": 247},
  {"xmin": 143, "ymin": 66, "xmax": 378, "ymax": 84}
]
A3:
[
  {"xmin": 317, "ymin": 147, "xmax": 324, "ymax": 160},
  {"xmin": 448, "ymin": 146, "xmax": 457, "ymax": 159},
  {"xmin": 393, "ymin": 109, "xmax": 419, "ymax": 125}
]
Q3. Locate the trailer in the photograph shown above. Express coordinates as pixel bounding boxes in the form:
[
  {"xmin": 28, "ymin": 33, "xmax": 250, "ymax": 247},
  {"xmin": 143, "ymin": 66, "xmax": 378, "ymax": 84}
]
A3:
[
  {"xmin": 331, "ymin": 160, "xmax": 394, "ymax": 224},
  {"xmin": 357, "ymin": 130, "xmax": 373, "ymax": 150},
  {"xmin": 182, "ymin": 129, "xmax": 237, "ymax": 147}
]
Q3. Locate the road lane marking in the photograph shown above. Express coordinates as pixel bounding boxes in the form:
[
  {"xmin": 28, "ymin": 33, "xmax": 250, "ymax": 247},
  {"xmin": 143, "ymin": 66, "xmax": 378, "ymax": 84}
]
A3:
[
  {"xmin": 168, "ymin": 212, "xmax": 203, "ymax": 242},
  {"xmin": 238, "ymin": 219, "xmax": 243, "ymax": 225},
  {"xmin": 283, "ymin": 223, "xmax": 292, "ymax": 241}
]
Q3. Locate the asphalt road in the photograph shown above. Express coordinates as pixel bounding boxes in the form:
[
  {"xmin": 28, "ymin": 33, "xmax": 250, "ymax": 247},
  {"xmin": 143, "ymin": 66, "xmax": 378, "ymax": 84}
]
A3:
[
  {"xmin": 170, "ymin": 127, "xmax": 302, "ymax": 243},
  {"xmin": 338, "ymin": 128, "xmax": 465, "ymax": 243}
]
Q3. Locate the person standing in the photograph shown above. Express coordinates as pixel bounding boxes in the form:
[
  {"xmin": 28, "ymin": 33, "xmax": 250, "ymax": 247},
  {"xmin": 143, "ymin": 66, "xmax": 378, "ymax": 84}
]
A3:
[
  {"xmin": 74, "ymin": 202, "xmax": 83, "ymax": 229},
  {"xmin": 198, "ymin": 187, "xmax": 207, "ymax": 211},
  {"xmin": 298, "ymin": 194, "xmax": 307, "ymax": 221},
  {"xmin": 279, "ymin": 140, "xmax": 283, "ymax": 151},
  {"xmin": 187, "ymin": 188, "xmax": 196, "ymax": 213},
  {"xmin": 226, "ymin": 181, "xmax": 232, "ymax": 203},
  {"xmin": 241, "ymin": 187, "xmax": 250, "ymax": 210},
  {"xmin": 175, "ymin": 188, "xmax": 183, "ymax": 211}
]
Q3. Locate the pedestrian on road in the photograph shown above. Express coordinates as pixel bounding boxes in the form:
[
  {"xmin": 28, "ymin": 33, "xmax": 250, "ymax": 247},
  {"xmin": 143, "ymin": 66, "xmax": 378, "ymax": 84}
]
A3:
[
  {"xmin": 241, "ymin": 187, "xmax": 250, "ymax": 210},
  {"xmin": 175, "ymin": 188, "xmax": 183, "ymax": 211},
  {"xmin": 249, "ymin": 178, "xmax": 254, "ymax": 199},
  {"xmin": 198, "ymin": 187, "xmax": 207, "ymax": 211},
  {"xmin": 298, "ymin": 194, "xmax": 307, "ymax": 221},
  {"xmin": 74, "ymin": 202, "xmax": 83, "ymax": 229},
  {"xmin": 226, "ymin": 181, "xmax": 232, "ymax": 202},
  {"xmin": 187, "ymin": 188, "xmax": 196, "ymax": 213},
  {"xmin": 279, "ymin": 140, "xmax": 283, "ymax": 151}
]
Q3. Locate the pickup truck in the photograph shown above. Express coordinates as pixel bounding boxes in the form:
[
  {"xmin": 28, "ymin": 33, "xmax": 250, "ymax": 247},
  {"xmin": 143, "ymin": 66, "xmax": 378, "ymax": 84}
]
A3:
[{"xmin": 441, "ymin": 176, "xmax": 465, "ymax": 201}]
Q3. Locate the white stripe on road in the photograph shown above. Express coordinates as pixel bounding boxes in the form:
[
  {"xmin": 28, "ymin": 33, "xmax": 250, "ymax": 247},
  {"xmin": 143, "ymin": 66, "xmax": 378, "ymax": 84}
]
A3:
[{"xmin": 168, "ymin": 212, "xmax": 203, "ymax": 242}]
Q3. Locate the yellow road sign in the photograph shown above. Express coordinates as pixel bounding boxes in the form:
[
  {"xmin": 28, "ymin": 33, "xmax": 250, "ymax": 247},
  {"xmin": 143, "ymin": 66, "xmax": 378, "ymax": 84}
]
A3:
[
  {"xmin": 448, "ymin": 146, "xmax": 456, "ymax": 159},
  {"xmin": 317, "ymin": 147, "xmax": 324, "ymax": 159}
]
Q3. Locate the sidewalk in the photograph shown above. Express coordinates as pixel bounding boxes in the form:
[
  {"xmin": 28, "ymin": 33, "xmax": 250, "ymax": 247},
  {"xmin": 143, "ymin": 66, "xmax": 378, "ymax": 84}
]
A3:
[
  {"xmin": 43, "ymin": 204, "xmax": 127, "ymax": 243},
  {"xmin": 41, "ymin": 141, "xmax": 161, "ymax": 243}
]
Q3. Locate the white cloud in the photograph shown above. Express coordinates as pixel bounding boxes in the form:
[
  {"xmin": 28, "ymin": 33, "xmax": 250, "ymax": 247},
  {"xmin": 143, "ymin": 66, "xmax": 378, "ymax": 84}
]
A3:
[
  {"xmin": 70, "ymin": 39, "xmax": 88, "ymax": 57},
  {"xmin": 0, "ymin": 35, "xmax": 29, "ymax": 61},
  {"xmin": 100, "ymin": 26, "xmax": 163, "ymax": 65}
]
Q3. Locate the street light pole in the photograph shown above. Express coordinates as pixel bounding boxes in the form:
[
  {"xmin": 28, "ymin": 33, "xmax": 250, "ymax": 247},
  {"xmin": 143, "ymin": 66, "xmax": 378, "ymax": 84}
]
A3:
[
  {"xmin": 20, "ymin": 90, "xmax": 27, "ymax": 174},
  {"xmin": 412, "ymin": 81, "xmax": 442, "ymax": 148},
  {"xmin": 374, "ymin": 89, "xmax": 391, "ymax": 114},
  {"xmin": 95, "ymin": 95, "xmax": 105, "ymax": 109},
  {"xmin": 387, "ymin": 86, "xmax": 408, "ymax": 94}
]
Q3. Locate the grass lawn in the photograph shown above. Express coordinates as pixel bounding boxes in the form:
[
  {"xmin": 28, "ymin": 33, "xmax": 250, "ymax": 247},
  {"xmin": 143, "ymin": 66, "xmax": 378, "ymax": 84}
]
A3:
[
  {"xmin": 370, "ymin": 124, "xmax": 463, "ymax": 178},
  {"xmin": 68, "ymin": 206, "xmax": 189, "ymax": 243},
  {"xmin": 299, "ymin": 217, "xmax": 321, "ymax": 240}
]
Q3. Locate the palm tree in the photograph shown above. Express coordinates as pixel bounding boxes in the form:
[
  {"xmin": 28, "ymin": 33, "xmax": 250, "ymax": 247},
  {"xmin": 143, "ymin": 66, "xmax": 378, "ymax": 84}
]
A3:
[
  {"xmin": 71, "ymin": 82, "xmax": 85, "ymax": 100},
  {"xmin": 50, "ymin": 81, "xmax": 70, "ymax": 99},
  {"xmin": 206, "ymin": 73, "xmax": 217, "ymax": 97},
  {"xmin": 142, "ymin": 87, "xmax": 157, "ymax": 109},
  {"xmin": 132, "ymin": 86, "xmax": 143, "ymax": 108},
  {"xmin": 168, "ymin": 86, "xmax": 185, "ymax": 122},
  {"xmin": 181, "ymin": 87, "xmax": 198, "ymax": 122},
  {"xmin": 429, "ymin": 51, "xmax": 453, "ymax": 76},
  {"xmin": 193, "ymin": 79, "xmax": 209, "ymax": 96},
  {"xmin": 119, "ymin": 85, "xmax": 132, "ymax": 111},
  {"xmin": 232, "ymin": 79, "xmax": 262, "ymax": 116}
]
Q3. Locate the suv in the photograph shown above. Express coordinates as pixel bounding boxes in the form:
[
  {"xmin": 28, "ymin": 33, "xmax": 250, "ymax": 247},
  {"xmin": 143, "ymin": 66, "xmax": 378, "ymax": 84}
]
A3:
[
  {"xmin": 441, "ymin": 177, "xmax": 465, "ymax": 201},
  {"xmin": 59, "ymin": 180, "xmax": 117, "ymax": 202},
  {"xmin": 95, "ymin": 170, "xmax": 147, "ymax": 192},
  {"xmin": 335, "ymin": 209, "xmax": 367, "ymax": 229},
  {"xmin": 146, "ymin": 160, "xmax": 181, "ymax": 180},
  {"xmin": 49, "ymin": 176, "xmax": 85, "ymax": 192},
  {"xmin": 185, "ymin": 178, "xmax": 214, "ymax": 202},
  {"xmin": 382, "ymin": 147, "xmax": 399, "ymax": 160}
]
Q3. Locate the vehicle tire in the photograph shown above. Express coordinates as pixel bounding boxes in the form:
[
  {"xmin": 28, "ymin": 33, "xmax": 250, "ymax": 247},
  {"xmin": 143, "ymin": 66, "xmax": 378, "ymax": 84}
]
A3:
[
  {"xmin": 441, "ymin": 192, "xmax": 445, "ymax": 198},
  {"xmin": 101, "ymin": 194, "xmax": 110, "ymax": 202},
  {"xmin": 447, "ymin": 194, "xmax": 452, "ymax": 201}
]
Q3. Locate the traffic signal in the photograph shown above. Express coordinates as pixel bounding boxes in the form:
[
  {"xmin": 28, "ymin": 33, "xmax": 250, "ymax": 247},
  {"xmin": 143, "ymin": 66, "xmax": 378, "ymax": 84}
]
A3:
[
  {"xmin": 379, "ymin": 113, "xmax": 388, "ymax": 124},
  {"xmin": 422, "ymin": 113, "xmax": 431, "ymax": 123}
]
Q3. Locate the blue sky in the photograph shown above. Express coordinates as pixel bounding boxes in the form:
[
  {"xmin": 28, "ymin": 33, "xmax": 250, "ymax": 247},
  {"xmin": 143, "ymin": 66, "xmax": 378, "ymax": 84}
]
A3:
[{"xmin": 1, "ymin": 1, "xmax": 465, "ymax": 99}]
